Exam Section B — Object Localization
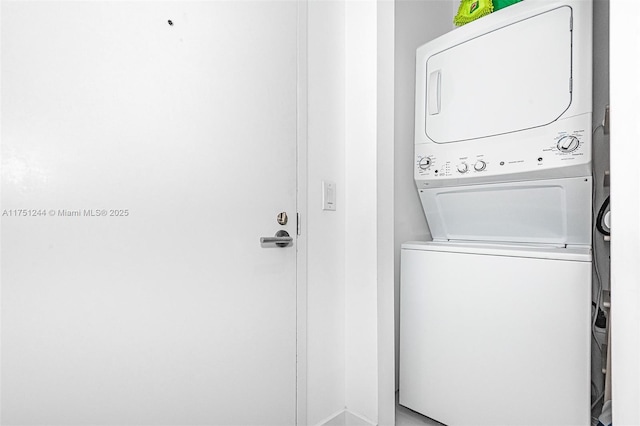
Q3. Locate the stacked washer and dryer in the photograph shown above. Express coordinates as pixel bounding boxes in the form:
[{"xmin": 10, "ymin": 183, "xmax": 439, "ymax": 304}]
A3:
[{"xmin": 399, "ymin": 1, "xmax": 593, "ymax": 425}]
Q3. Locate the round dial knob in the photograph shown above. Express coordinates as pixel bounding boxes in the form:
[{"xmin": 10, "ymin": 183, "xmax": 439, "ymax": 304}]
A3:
[
  {"xmin": 456, "ymin": 163, "xmax": 468, "ymax": 173},
  {"xmin": 557, "ymin": 136, "xmax": 580, "ymax": 153},
  {"xmin": 474, "ymin": 160, "xmax": 486, "ymax": 171},
  {"xmin": 418, "ymin": 157, "xmax": 431, "ymax": 170}
]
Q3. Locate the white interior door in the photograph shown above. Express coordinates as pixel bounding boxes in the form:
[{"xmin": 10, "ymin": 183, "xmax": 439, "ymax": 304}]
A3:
[{"xmin": 1, "ymin": 1, "xmax": 298, "ymax": 425}]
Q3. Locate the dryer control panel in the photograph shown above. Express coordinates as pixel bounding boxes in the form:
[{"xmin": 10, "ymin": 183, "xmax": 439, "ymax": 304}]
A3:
[{"xmin": 415, "ymin": 114, "xmax": 592, "ymax": 188}]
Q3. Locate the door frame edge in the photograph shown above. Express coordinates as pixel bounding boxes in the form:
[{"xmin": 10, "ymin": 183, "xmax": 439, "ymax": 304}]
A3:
[{"xmin": 296, "ymin": 0, "xmax": 309, "ymax": 425}]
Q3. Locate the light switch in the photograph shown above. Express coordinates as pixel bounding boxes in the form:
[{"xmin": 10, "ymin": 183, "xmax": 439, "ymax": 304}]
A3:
[{"xmin": 322, "ymin": 181, "xmax": 336, "ymax": 211}]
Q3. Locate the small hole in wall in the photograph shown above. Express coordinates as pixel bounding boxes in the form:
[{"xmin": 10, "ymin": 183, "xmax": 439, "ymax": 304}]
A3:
[{"xmin": 168, "ymin": 20, "xmax": 174, "ymax": 26}]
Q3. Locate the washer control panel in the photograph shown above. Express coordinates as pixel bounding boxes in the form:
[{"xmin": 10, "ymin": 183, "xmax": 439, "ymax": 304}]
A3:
[
  {"xmin": 456, "ymin": 162, "xmax": 469, "ymax": 173},
  {"xmin": 474, "ymin": 160, "xmax": 486, "ymax": 171},
  {"xmin": 415, "ymin": 125, "xmax": 591, "ymax": 185}
]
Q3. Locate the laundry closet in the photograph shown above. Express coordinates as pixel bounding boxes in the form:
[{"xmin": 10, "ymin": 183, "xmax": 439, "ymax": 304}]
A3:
[{"xmin": 394, "ymin": 1, "xmax": 611, "ymax": 425}]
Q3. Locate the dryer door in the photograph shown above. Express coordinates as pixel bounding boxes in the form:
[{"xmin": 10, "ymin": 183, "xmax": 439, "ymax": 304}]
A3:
[{"xmin": 424, "ymin": 6, "xmax": 572, "ymax": 143}]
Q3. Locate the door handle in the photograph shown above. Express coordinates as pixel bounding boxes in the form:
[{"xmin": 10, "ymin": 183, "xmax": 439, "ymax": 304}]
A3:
[
  {"xmin": 428, "ymin": 69, "xmax": 441, "ymax": 115},
  {"xmin": 260, "ymin": 230, "xmax": 292, "ymax": 247}
]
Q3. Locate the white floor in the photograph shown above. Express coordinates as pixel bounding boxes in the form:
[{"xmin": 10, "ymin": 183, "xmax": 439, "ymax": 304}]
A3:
[{"xmin": 396, "ymin": 392, "xmax": 444, "ymax": 426}]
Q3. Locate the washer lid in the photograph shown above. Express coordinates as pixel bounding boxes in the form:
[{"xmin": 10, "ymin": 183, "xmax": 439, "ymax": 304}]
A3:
[
  {"xmin": 401, "ymin": 241, "xmax": 592, "ymax": 262},
  {"xmin": 418, "ymin": 176, "xmax": 592, "ymax": 246}
]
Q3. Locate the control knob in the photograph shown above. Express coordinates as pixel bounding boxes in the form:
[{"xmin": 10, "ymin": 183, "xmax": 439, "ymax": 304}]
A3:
[
  {"xmin": 418, "ymin": 157, "xmax": 431, "ymax": 170},
  {"xmin": 456, "ymin": 162, "xmax": 469, "ymax": 174},
  {"xmin": 557, "ymin": 136, "xmax": 580, "ymax": 153},
  {"xmin": 474, "ymin": 160, "xmax": 486, "ymax": 171}
]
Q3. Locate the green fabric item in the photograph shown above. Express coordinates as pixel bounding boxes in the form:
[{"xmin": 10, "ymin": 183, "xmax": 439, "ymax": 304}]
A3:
[
  {"xmin": 493, "ymin": 0, "xmax": 523, "ymax": 11},
  {"xmin": 454, "ymin": 0, "xmax": 494, "ymax": 26}
]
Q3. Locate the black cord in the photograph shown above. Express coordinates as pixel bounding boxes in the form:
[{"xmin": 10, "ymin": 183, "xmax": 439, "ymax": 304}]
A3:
[{"xmin": 596, "ymin": 196, "xmax": 610, "ymax": 236}]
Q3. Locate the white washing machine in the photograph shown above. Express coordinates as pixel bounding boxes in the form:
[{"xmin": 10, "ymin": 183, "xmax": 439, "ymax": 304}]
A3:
[
  {"xmin": 399, "ymin": 176, "xmax": 593, "ymax": 424},
  {"xmin": 400, "ymin": 0, "xmax": 593, "ymax": 424},
  {"xmin": 399, "ymin": 241, "xmax": 591, "ymax": 426}
]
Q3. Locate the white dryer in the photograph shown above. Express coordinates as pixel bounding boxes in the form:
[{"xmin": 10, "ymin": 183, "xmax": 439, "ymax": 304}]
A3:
[{"xmin": 400, "ymin": 0, "xmax": 593, "ymax": 424}]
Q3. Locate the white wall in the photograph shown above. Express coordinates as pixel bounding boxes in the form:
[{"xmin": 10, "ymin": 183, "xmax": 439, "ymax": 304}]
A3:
[
  {"xmin": 307, "ymin": 1, "xmax": 395, "ymax": 425},
  {"xmin": 344, "ymin": 1, "xmax": 379, "ymax": 423},
  {"xmin": 393, "ymin": 0, "xmax": 453, "ymax": 390},
  {"xmin": 376, "ymin": 1, "xmax": 396, "ymax": 424},
  {"xmin": 610, "ymin": 0, "xmax": 640, "ymax": 423},
  {"xmin": 306, "ymin": 1, "xmax": 347, "ymax": 425}
]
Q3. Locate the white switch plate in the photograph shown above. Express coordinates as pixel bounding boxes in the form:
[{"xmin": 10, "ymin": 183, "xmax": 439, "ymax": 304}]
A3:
[{"xmin": 322, "ymin": 181, "xmax": 336, "ymax": 211}]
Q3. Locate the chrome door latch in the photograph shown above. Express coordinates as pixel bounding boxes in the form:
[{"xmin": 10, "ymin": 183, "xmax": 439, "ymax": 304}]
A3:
[{"xmin": 260, "ymin": 230, "xmax": 292, "ymax": 247}]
